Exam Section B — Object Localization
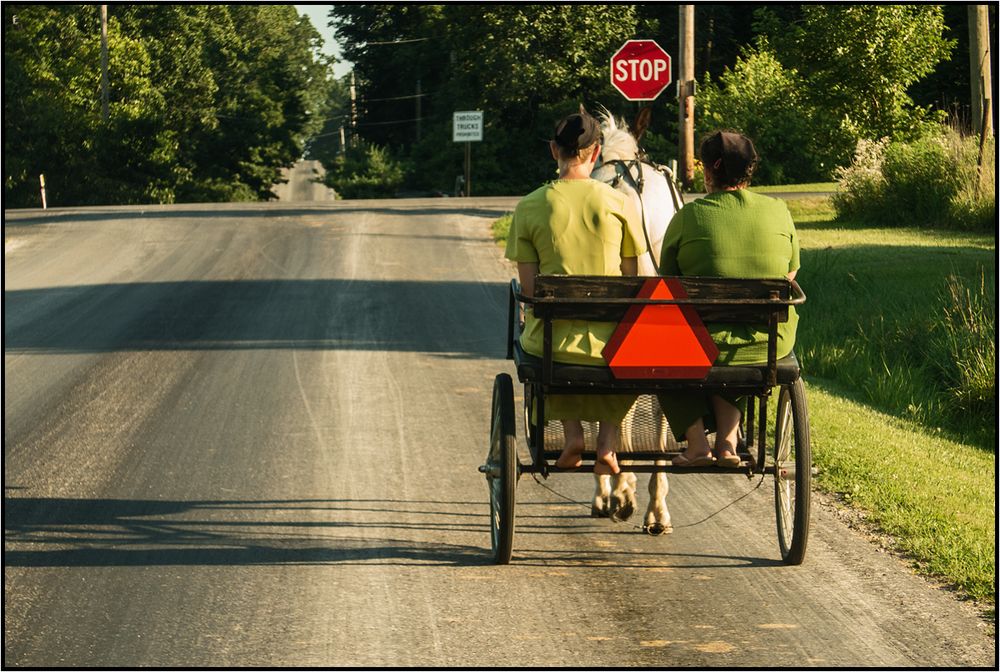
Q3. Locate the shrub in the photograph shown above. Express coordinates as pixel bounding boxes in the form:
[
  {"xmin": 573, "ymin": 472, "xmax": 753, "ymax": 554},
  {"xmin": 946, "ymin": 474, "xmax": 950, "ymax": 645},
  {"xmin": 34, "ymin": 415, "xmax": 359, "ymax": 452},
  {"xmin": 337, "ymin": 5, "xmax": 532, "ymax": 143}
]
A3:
[
  {"xmin": 323, "ymin": 142, "xmax": 410, "ymax": 199},
  {"xmin": 697, "ymin": 46, "xmax": 838, "ymax": 184},
  {"xmin": 833, "ymin": 126, "xmax": 996, "ymax": 231}
]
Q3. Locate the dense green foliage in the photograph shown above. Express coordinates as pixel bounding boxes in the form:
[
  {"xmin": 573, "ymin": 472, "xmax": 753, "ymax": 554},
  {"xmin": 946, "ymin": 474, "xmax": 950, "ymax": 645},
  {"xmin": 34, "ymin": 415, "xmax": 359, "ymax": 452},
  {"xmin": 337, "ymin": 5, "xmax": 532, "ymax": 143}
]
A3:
[
  {"xmin": 5, "ymin": 4, "xmax": 987, "ymax": 202},
  {"xmin": 326, "ymin": 4, "xmax": 972, "ymax": 194},
  {"xmin": 699, "ymin": 5, "xmax": 955, "ymax": 182},
  {"xmin": 833, "ymin": 128, "xmax": 996, "ymax": 231},
  {"xmin": 4, "ymin": 4, "xmax": 340, "ymax": 207},
  {"xmin": 696, "ymin": 47, "xmax": 825, "ymax": 184}
]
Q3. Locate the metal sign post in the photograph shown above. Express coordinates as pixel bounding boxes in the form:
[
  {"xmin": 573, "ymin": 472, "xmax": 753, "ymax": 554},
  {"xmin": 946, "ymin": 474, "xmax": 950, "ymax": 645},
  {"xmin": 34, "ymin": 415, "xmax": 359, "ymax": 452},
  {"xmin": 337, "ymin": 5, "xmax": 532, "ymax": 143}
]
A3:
[{"xmin": 453, "ymin": 111, "xmax": 483, "ymax": 197}]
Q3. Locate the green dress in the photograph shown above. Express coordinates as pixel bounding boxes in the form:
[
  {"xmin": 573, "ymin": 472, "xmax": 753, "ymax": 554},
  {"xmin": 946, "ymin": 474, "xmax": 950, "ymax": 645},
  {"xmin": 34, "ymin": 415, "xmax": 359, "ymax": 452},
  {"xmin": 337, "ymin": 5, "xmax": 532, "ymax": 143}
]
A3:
[
  {"xmin": 505, "ymin": 178, "xmax": 646, "ymax": 422},
  {"xmin": 657, "ymin": 189, "xmax": 800, "ymax": 440}
]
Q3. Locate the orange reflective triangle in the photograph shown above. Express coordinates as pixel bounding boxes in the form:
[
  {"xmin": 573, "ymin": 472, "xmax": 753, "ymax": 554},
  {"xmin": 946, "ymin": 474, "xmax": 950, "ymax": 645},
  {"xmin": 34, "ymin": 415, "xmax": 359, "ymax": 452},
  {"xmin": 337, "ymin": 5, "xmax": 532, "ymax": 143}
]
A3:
[{"xmin": 602, "ymin": 278, "xmax": 719, "ymax": 379}]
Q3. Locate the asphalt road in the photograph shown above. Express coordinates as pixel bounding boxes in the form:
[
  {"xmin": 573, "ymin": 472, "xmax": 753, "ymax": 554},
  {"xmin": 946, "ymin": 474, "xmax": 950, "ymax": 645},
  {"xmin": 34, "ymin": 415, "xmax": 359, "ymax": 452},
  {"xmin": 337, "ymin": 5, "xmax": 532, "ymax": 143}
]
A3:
[{"xmin": 3, "ymin": 198, "xmax": 994, "ymax": 668}]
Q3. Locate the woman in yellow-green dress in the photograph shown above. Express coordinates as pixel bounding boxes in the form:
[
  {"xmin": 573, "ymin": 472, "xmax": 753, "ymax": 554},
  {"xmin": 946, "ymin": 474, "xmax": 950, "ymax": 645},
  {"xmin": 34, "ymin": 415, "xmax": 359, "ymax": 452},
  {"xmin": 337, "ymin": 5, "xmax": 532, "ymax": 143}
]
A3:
[{"xmin": 504, "ymin": 110, "xmax": 646, "ymax": 475}]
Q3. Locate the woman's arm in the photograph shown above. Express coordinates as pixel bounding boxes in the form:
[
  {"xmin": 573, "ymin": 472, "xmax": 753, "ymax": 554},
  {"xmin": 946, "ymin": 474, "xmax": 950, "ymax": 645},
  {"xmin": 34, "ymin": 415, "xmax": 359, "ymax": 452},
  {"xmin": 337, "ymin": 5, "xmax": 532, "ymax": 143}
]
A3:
[
  {"xmin": 517, "ymin": 262, "xmax": 538, "ymax": 298},
  {"xmin": 621, "ymin": 256, "xmax": 638, "ymax": 277}
]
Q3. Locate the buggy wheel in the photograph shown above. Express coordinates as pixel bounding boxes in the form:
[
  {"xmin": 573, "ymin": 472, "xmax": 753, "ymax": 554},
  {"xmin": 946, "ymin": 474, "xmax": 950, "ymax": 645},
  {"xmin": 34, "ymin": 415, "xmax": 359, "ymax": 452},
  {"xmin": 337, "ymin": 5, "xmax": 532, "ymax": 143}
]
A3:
[
  {"xmin": 487, "ymin": 373, "xmax": 518, "ymax": 564},
  {"xmin": 774, "ymin": 378, "xmax": 811, "ymax": 565}
]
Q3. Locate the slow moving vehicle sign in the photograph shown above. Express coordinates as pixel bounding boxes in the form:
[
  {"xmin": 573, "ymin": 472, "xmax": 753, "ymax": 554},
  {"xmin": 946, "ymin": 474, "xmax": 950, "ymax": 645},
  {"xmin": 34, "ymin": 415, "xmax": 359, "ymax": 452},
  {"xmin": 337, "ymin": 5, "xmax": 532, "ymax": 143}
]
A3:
[{"xmin": 601, "ymin": 278, "xmax": 718, "ymax": 378}]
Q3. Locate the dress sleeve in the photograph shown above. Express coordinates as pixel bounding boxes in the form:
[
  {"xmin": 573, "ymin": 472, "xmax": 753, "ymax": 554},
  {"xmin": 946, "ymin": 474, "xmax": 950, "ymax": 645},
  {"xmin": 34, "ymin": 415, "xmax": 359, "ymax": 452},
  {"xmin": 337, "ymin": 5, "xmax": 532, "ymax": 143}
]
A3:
[
  {"xmin": 658, "ymin": 209, "xmax": 684, "ymax": 275},
  {"xmin": 619, "ymin": 194, "xmax": 646, "ymax": 258},
  {"xmin": 504, "ymin": 205, "xmax": 539, "ymax": 263},
  {"xmin": 787, "ymin": 208, "xmax": 800, "ymax": 274}
]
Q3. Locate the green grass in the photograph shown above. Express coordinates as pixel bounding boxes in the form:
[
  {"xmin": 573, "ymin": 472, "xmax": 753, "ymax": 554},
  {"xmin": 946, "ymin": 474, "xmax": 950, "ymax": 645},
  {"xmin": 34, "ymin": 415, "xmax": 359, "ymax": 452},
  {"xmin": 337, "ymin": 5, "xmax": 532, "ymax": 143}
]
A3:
[
  {"xmin": 492, "ymin": 212, "xmax": 512, "ymax": 245},
  {"xmin": 806, "ymin": 376, "xmax": 995, "ymax": 602},
  {"xmin": 774, "ymin": 196, "xmax": 995, "ymax": 603},
  {"xmin": 490, "ymin": 194, "xmax": 997, "ymax": 605},
  {"xmin": 791, "ymin": 197, "xmax": 995, "ymax": 446},
  {"xmin": 749, "ymin": 182, "xmax": 839, "ymax": 193}
]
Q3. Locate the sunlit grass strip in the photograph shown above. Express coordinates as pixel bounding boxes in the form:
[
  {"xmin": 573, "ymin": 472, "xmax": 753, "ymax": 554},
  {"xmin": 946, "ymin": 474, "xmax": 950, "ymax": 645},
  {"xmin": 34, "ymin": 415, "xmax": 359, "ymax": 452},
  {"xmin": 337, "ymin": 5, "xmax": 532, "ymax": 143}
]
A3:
[
  {"xmin": 806, "ymin": 376, "xmax": 995, "ymax": 603},
  {"xmin": 749, "ymin": 182, "xmax": 839, "ymax": 193},
  {"xmin": 492, "ymin": 212, "xmax": 512, "ymax": 245}
]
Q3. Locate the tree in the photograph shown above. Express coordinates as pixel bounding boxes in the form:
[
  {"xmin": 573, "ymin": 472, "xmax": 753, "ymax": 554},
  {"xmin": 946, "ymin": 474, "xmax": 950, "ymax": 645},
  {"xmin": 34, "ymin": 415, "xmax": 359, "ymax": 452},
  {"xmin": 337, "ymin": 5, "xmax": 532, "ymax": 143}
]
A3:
[
  {"xmin": 328, "ymin": 4, "xmax": 640, "ymax": 196},
  {"xmin": 3, "ymin": 4, "xmax": 332, "ymax": 207},
  {"xmin": 697, "ymin": 46, "xmax": 830, "ymax": 184},
  {"xmin": 757, "ymin": 5, "xmax": 954, "ymax": 143}
]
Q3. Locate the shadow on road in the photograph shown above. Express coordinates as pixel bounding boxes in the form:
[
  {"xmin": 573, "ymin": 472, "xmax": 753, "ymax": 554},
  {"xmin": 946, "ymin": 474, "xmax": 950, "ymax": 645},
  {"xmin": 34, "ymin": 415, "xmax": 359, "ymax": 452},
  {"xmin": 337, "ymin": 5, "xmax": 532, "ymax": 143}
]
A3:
[
  {"xmin": 2, "ymin": 496, "xmax": 493, "ymax": 568},
  {"xmin": 4, "ymin": 279, "xmax": 509, "ymax": 358},
  {"xmin": 3, "ymin": 496, "xmax": 782, "ymax": 569}
]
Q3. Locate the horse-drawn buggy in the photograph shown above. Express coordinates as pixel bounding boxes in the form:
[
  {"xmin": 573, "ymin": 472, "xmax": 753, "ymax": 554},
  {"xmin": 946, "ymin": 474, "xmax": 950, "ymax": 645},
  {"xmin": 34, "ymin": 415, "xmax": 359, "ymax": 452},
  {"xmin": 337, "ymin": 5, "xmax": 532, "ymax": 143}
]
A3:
[{"xmin": 479, "ymin": 108, "xmax": 812, "ymax": 567}]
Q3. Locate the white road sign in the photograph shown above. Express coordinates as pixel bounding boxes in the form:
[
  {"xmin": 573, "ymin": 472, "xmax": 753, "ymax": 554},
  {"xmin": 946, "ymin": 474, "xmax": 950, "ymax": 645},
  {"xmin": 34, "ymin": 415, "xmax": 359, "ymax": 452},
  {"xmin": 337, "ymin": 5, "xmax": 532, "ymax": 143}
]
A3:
[{"xmin": 453, "ymin": 111, "xmax": 483, "ymax": 142}]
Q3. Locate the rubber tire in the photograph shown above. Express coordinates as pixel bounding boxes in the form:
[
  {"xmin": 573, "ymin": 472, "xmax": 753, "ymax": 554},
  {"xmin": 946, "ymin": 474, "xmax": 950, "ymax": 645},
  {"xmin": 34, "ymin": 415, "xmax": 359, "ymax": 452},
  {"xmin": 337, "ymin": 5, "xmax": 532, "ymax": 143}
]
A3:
[
  {"xmin": 488, "ymin": 373, "xmax": 518, "ymax": 564},
  {"xmin": 774, "ymin": 378, "xmax": 811, "ymax": 565}
]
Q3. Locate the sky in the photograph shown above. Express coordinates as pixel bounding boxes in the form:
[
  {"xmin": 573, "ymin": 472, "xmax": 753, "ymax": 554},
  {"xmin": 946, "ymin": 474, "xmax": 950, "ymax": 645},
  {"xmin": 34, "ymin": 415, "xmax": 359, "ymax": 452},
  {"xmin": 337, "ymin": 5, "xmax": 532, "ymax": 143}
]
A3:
[{"xmin": 295, "ymin": 4, "xmax": 352, "ymax": 78}]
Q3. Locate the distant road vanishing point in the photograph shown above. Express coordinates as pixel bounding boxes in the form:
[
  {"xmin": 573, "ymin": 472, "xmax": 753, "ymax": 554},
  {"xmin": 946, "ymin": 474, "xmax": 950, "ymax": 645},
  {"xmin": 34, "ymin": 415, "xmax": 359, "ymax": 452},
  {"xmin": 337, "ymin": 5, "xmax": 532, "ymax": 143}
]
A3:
[{"xmin": 271, "ymin": 159, "xmax": 339, "ymax": 202}]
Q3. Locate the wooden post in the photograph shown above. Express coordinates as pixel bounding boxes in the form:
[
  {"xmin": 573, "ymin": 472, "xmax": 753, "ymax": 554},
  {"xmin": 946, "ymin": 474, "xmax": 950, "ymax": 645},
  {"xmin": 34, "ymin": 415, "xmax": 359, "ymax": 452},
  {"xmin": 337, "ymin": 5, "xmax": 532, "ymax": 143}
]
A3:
[
  {"xmin": 969, "ymin": 5, "xmax": 993, "ymax": 139},
  {"xmin": 100, "ymin": 4, "xmax": 109, "ymax": 121},
  {"xmin": 678, "ymin": 5, "xmax": 695, "ymax": 190},
  {"xmin": 464, "ymin": 141, "xmax": 471, "ymax": 197},
  {"xmin": 39, "ymin": 174, "xmax": 47, "ymax": 209}
]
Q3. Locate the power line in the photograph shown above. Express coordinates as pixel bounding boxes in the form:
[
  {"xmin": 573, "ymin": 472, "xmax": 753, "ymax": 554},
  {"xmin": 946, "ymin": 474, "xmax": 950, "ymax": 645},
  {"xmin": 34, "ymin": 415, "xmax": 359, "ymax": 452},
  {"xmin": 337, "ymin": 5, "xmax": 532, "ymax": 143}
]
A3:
[
  {"xmin": 365, "ymin": 37, "xmax": 430, "ymax": 45},
  {"xmin": 362, "ymin": 92, "xmax": 430, "ymax": 103}
]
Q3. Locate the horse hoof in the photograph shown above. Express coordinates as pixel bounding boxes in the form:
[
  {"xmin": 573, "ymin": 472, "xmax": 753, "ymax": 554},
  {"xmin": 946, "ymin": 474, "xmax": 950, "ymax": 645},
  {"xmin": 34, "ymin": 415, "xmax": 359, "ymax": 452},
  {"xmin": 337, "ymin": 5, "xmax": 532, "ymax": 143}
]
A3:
[
  {"xmin": 591, "ymin": 504, "xmax": 610, "ymax": 518},
  {"xmin": 643, "ymin": 523, "xmax": 673, "ymax": 536},
  {"xmin": 610, "ymin": 500, "xmax": 635, "ymax": 522}
]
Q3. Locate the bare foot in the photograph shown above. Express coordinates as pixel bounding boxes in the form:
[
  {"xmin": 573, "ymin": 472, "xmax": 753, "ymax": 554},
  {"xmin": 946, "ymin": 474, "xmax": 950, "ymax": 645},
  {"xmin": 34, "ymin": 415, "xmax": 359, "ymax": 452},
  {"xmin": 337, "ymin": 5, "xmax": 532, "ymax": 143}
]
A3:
[
  {"xmin": 555, "ymin": 439, "xmax": 585, "ymax": 469},
  {"xmin": 593, "ymin": 448, "xmax": 620, "ymax": 475},
  {"xmin": 555, "ymin": 450, "xmax": 583, "ymax": 469}
]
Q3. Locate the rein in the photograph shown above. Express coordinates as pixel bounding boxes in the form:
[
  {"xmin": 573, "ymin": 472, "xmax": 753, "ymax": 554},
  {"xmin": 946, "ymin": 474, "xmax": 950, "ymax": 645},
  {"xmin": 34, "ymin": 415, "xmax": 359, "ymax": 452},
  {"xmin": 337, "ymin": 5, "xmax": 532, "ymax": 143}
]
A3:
[{"xmin": 600, "ymin": 156, "xmax": 684, "ymax": 271}]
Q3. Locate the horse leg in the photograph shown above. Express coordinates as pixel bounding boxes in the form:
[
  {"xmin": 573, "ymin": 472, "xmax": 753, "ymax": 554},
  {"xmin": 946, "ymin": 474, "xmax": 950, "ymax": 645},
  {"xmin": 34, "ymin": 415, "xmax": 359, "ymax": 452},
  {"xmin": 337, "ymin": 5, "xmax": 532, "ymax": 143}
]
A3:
[
  {"xmin": 609, "ymin": 469, "xmax": 638, "ymax": 522},
  {"xmin": 607, "ymin": 405, "xmax": 637, "ymax": 521},
  {"xmin": 592, "ymin": 474, "xmax": 612, "ymax": 517},
  {"xmin": 643, "ymin": 398, "xmax": 673, "ymax": 535},
  {"xmin": 581, "ymin": 420, "xmax": 611, "ymax": 517}
]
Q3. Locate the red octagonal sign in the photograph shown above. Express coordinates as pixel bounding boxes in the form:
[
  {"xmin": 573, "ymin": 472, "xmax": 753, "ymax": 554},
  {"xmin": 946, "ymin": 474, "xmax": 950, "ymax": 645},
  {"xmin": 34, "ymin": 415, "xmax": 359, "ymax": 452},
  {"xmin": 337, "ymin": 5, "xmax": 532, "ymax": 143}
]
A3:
[{"xmin": 610, "ymin": 39, "xmax": 672, "ymax": 101}]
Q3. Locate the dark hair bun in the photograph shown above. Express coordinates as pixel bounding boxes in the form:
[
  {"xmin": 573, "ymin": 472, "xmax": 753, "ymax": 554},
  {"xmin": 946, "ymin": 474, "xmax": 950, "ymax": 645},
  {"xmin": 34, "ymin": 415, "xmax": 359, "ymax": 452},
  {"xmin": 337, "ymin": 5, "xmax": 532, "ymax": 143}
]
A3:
[
  {"xmin": 554, "ymin": 112, "xmax": 602, "ymax": 151},
  {"xmin": 700, "ymin": 130, "xmax": 759, "ymax": 186}
]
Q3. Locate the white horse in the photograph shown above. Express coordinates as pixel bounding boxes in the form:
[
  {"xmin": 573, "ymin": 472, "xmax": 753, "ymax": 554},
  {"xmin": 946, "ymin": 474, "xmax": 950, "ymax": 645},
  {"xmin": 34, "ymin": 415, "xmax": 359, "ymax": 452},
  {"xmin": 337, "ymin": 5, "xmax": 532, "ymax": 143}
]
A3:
[{"xmin": 588, "ymin": 106, "xmax": 684, "ymax": 535}]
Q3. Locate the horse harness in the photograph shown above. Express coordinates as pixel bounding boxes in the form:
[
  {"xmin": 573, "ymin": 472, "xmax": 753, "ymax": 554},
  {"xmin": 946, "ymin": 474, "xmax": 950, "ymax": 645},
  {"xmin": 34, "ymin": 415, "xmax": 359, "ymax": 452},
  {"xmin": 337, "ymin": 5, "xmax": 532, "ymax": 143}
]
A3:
[{"xmin": 600, "ymin": 157, "xmax": 684, "ymax": 271}]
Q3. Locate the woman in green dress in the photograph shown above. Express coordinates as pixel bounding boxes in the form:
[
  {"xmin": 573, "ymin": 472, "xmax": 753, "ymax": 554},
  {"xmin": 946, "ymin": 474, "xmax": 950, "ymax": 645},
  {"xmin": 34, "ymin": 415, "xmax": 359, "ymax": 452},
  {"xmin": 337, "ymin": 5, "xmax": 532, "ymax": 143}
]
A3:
[
  {"xmin": 504, "ymin": 111, "xmax": 646, "ymax": 475},
  {"xmin": 658, "ymin": 130, "xmax": 800, "ymax": 468}
]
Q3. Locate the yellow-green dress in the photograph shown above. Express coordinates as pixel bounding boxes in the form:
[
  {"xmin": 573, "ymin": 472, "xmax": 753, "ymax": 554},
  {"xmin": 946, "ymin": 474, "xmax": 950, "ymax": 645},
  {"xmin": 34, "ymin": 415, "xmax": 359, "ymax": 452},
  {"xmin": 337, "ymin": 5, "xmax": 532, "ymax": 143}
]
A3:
[
  {"xmin": 657, "ymin": 189, "xmax": 800, "ymax": 440},
  {"xmin": 505, "ymin": 178, "xmax": 646, "ymax": 422}
]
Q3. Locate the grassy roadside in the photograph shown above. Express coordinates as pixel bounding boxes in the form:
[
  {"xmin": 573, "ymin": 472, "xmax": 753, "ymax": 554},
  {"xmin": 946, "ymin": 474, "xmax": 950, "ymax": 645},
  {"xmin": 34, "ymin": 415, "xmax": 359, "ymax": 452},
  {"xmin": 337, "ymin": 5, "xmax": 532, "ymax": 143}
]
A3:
[
  {"xmin": 749, "ymin": 182, "xmax": 838, "ymax": 193},
  {"xmin": 805, "ymin": 376, "xmax": 995, "ymax": 603},
  {"xmin": 490, "ymin": 194, "xmax": 996, "ymax": 606}
]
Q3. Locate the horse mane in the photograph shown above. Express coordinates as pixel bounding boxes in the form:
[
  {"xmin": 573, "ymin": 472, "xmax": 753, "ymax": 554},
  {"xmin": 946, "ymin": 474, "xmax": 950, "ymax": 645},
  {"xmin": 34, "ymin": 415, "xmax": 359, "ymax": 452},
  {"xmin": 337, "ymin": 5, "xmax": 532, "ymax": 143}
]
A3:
[{"xmin": 594, "ymin": 105, "xmax": 639, "ymax": 163}]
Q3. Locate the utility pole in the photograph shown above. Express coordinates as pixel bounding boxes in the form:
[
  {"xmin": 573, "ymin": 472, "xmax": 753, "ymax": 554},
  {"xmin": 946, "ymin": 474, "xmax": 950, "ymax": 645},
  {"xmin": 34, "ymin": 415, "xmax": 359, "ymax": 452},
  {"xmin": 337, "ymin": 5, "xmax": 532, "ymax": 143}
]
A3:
[
  {"xmin": 100, "ymin": 4, "xmax": 109, "ymax": 121},
  {"xmin": 678, "ymin": 5, "xmax": 695, "ymax": 189},
  {"xmin": 968, "ymin": 4, "xmax": 993, "ymax": 140}
]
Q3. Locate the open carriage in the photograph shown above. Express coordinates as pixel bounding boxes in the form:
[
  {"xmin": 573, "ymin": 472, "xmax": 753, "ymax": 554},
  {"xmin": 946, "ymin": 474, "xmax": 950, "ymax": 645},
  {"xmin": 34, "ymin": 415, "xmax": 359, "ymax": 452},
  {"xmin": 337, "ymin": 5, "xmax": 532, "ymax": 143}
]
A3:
[{"xmin": 481, "ymin": 274, "xmax": 811, "ymax": 565}]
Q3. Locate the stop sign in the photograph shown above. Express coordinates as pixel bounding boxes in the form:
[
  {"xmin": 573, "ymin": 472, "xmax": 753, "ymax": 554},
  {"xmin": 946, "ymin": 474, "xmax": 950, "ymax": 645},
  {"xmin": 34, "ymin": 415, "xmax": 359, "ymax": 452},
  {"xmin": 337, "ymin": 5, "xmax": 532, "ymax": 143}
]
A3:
[{"xmin": 610, "ymin": 39, "xmax": 672, "ymax": 101}]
